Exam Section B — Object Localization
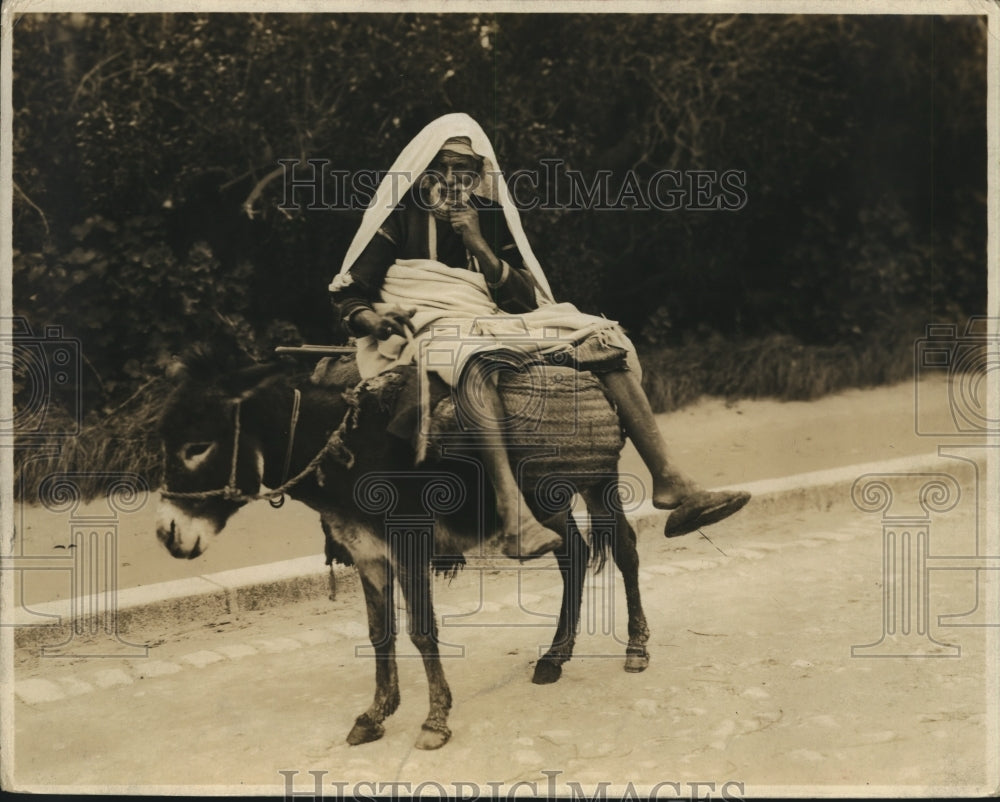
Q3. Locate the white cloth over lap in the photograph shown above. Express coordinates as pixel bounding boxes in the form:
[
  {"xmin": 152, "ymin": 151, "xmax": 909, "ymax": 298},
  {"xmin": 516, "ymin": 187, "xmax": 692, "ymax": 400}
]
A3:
[{"xmin": 356, "ymin": 259, "xmax": 623, "ymax": 385}]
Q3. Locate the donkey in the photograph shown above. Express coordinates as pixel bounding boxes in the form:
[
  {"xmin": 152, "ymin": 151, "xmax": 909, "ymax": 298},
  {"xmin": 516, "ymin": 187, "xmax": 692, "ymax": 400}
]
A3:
[{"xmin": 155, "ymin": 350, "xmax": 651, "ymax": 750}]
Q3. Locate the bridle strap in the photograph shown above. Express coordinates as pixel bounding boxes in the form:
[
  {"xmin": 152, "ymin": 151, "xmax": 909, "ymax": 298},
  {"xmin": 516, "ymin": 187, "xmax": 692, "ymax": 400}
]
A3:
[
  {"xmin": 226, "ymin": 400, "xmax": 243, "ymax": 498},
  {"xmin": 279, "ymin": 388, "xmax": 302, "ymax": 488},
  {"xmin": 266, "ymin": 388, "xmax": 302, "ymax": 508},
  {"xmin": 164, "ymin": 399, "xmax": 245, "ymax": 502},
  {"xmin": 162, "ymin": 387, "xmax": 347, "ymax": 505}
]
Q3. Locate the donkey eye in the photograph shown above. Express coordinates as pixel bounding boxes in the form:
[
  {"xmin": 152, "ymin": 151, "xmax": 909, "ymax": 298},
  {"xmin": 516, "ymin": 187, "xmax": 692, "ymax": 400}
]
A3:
[{"xmin": 181, "ymin": 442, "xmax": 216, "ymax": 469}]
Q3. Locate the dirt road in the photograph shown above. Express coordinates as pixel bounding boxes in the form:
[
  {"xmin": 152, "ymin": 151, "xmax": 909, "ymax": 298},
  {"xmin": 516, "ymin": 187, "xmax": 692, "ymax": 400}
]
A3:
[{"xmin": 11, "ymin": 472, "xmax": 995, "ymax": 796}]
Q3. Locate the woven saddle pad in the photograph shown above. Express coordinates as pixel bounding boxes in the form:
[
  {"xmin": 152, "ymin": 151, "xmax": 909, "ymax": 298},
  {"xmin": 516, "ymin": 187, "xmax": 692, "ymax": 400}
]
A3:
[
  {"xmin": 427, "ymin": 363, "xmax": 625, "ymax": 485},
  {"xmin": 312, "ymin": 355, "xmax": 626, "ymax": 483}
]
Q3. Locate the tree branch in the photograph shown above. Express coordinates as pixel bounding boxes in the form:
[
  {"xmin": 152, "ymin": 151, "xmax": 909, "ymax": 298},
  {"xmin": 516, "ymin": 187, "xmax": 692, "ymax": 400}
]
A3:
[
  {"xmin": 12, "ymin": 180, "xmax": 50, "ymax": 234},
  {"xmin": 70, "ymin": 50, "xmax": 125, "ymax": 107},
  {"xmin": 241, "ymin": 164, "xmax": 286, "ymax": 219},
  {"xmin": 80, "ymin": 351, "xmax": 107, "ymax": 398},
  {"xmin": 100, "ymin": 375, "xmax": 162, "ymax": 421}
]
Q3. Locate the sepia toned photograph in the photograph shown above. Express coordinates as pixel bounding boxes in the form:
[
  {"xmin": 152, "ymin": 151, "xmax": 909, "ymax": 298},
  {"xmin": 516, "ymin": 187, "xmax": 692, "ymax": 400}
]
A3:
[{"xmin": 2, "ymin": 1, "xmax": 997, "ymax": 797}]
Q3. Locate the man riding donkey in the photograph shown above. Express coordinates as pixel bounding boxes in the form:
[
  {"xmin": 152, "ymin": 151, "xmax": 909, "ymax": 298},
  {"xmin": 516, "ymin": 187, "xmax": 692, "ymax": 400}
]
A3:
[{"xmin": 329, "ymin": 113, "xmax": 750, "ymax": 560}]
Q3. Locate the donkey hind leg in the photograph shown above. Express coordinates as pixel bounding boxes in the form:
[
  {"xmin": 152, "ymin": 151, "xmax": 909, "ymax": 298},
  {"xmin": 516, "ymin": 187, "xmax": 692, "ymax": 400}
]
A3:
[
  {"xmin": 346, "ymin": 554, "xmax": 400, "ymax": 745},
  {"xmin": 616, "ymin": 513, "xmax": 651, "ymax": 673},
  {"xmin": 392, "ymin": 531, "xmax": 452, "ymax": 750},
  {"xmin": 533, "ymin": 509, "xmax": 589, "ymax": 685},
  {"xmin": 582, "ymin": 485, "xmax": 650, "ymax": 673}
]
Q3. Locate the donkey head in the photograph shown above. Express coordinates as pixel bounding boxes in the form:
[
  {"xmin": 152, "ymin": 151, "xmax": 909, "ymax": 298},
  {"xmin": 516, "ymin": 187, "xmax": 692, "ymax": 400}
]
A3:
[{"xmin": 156, "ymin": 350, "xmax": 289, "ymax": 559}]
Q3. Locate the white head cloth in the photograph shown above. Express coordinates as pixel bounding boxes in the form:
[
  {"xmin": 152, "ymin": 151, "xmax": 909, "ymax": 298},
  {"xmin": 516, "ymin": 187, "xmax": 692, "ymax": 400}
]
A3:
[{"xmin": 331, "ymin": 112, "xmax": 555, "ymax": 304}]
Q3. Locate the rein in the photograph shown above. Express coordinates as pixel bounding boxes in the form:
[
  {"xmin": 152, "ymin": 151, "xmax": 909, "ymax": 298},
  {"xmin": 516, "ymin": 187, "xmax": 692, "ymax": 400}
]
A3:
[{"xmin": 161, "ymin": 388, "xmax": 341, "ymax": 508}]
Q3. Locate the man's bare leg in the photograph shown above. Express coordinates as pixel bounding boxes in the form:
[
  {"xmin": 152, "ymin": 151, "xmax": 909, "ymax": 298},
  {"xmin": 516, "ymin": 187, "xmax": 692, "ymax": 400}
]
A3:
[
  {"xmin": 598, "ymin": 368, "xmax": 751, "ymax": 536},
  {"xmin": 457, "ymin": 360, "xmax": 563, "ymax": 560}
]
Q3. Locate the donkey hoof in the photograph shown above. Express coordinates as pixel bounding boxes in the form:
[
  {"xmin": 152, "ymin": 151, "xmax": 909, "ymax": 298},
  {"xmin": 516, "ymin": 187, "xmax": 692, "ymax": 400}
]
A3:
[
  {"xmin": 346, "ymin": 715, "xmax": 384, "ymax": 745},
  {"xmin": 415, "ymin": 724, "xmax": 451, "ymax": 750},
  {"xmin": 532, "ymin": 658, "xmax": 563, "ymax": 685},
  {"xmin": 624, "ymin": 648, "xmax": 650, "ymax": 673}
]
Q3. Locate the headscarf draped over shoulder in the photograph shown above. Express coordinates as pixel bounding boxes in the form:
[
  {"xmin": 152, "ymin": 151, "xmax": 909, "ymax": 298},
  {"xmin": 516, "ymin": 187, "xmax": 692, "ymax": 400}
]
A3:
[{"xmin": 330, "ymin": 113, "xmax": 555, "ymax": 304}]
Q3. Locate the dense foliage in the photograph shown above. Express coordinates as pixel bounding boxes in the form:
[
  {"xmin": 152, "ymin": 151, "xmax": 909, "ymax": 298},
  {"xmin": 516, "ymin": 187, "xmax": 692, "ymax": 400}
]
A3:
[{"xmin": 12, "ymin": 12, "xmax": 988, "ymax": 416}]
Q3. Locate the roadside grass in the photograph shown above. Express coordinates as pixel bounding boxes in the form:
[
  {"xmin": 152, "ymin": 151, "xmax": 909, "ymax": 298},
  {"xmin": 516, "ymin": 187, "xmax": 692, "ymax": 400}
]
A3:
[
  {"xmin": 13, "ymin": 331, "xmax": 930, "ymax": 501},
  {"xmin": 14, "ymin": 379, "xmax": 168, "ymax": 504},
  {"xmin": 639, "ymin": 331, "xmax": 918, "ymax": 413}
]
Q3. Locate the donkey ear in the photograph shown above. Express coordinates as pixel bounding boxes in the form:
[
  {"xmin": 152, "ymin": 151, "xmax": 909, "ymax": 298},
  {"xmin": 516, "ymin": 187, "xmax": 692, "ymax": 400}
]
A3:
[{"xmin": 219, "ymin": 361, "xmax": 290, "ymax": 401}]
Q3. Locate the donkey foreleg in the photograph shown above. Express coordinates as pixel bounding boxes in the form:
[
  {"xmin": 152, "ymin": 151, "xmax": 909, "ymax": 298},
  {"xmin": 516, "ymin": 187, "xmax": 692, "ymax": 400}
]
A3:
[
  {"xmin": 392, "ymin": 533, "xmax": 452, "ymax": 750},
  {"xmin": 346, "ymin": 553, "xmax": 400, "ymax": 746}
]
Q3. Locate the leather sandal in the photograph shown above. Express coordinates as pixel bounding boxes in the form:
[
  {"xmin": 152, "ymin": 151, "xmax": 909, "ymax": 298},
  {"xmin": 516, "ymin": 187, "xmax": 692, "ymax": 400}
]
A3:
[{"xmin": 664, "ymin": 490, "xmax": 751, "ymax": 538}]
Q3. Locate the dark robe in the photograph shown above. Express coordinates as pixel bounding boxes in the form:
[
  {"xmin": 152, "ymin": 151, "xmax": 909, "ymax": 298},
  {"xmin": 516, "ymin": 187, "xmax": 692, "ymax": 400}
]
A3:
[{"xmin": 331, "ymin": 195, "xmax": 538, "ymax": 335}]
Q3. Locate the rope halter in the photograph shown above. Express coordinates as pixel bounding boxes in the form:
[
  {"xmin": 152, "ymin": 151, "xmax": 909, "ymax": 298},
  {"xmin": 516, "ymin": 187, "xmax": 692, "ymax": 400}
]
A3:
[{"xmin": 160, "ymin": 388, "xmax": 333, "ymax": 509}]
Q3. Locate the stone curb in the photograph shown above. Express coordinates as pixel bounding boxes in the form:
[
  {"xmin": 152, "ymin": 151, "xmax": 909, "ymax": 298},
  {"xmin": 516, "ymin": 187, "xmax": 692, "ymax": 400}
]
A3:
[
  {"xmin": 11, "ymin": 450, "xmax": 983, "ymax": 652},
  {"xmin": 629, "ymin": 450, "xmax": 984, "ymax": 538}
]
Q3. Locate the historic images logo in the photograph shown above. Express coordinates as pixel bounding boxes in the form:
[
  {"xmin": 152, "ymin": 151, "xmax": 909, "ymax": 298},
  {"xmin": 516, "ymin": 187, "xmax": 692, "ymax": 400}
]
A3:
[
  {"xmin": 2, "ymin": 317, "xmax": 149, "ymax": 657},
  {"xmin": 1, "ymin": 318, "xmax": 82, "ymax": 442},
  {"xmin": 278, "ymin": 159, "xmax": 748, "ymax": 214},
  {"xmin": 279, "ymin": 769, "xmax": 747, "ymax": 801},
  {"xmin": 852, "ymin": 317, "xmax": 998, "ymax": 659}
]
